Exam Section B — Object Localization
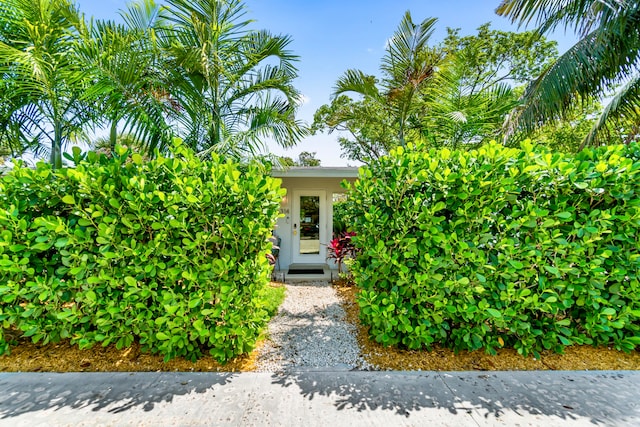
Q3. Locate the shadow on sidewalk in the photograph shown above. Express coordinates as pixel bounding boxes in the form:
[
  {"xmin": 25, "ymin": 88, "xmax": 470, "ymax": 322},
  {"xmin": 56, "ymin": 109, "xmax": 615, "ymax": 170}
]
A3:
[
  {"xmin": 271, "ymin": 370, "xmax": 639, "ymax": 424},
  {"xmin": 0, "ymin": 372, "xmax": 234, "ymax": 419}
]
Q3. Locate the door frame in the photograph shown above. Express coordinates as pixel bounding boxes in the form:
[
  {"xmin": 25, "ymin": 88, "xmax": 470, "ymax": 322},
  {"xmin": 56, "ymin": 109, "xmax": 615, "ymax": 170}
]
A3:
[{"xmin": 291, "ymin": 189, "xmax": 327, "ymax": 264}]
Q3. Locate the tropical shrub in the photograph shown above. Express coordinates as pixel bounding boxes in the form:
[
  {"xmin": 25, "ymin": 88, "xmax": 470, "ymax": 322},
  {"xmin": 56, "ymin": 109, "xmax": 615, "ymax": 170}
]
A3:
[
  {"xmin": 332, "ymin": 200, "xmax": 350, "ymax": 234},
  {"xmin": 345, "ymin": 141, "xmax": 640, "ymax": 357},
  {"xmin": 326, "ymin": 231, "xmax": 357, "ymax": 273},
  {"xmin": 0, "ymin": 141, "xmax": 284, "ymax": 362}
]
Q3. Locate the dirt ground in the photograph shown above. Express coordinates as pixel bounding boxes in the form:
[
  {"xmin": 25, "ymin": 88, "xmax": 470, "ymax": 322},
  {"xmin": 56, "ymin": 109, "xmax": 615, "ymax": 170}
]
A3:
[{"xmin": 1, "ymin": 282, "xmax": 639, "ymax": 372}]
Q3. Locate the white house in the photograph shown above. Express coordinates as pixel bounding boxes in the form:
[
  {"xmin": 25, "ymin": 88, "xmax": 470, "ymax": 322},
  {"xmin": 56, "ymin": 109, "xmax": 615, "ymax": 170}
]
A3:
[{"xmin": 271, "ymin": 167, "xmax": 359, "ymax": 280}]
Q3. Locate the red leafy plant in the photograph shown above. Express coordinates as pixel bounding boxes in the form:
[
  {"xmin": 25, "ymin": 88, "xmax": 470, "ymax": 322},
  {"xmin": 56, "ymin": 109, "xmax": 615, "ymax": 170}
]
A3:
[{"xmin": 326, "ymin": 231, "xmax": 358, "ymax": 273}]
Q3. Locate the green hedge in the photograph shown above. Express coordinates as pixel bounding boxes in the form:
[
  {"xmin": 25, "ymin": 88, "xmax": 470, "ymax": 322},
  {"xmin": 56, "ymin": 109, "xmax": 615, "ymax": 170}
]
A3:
[
  {"xmin": 0, "ymin": 142, "xmax": 284, "ymax": 362},
  {"xmin": 346, "ymin": 141, "xmax": 640, "ymax": 356}
]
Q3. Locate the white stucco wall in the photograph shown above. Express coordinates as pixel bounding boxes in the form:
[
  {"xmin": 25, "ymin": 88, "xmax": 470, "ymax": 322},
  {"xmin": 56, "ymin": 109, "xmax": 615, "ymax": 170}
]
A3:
[{"xmin": 272, "ymin": 168, "xmax": 358, "ymax": 271}]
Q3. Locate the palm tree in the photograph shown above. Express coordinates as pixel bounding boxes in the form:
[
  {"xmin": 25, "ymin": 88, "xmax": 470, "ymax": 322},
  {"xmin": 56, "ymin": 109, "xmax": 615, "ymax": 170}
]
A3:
[
  {"xmin": 77, "ymin": 0, "xmax": 174, "ymax": 155},
  {"xmin": 422, "ymin": 53, "xmax": 519, "ymax": 148},
  {"xmin": 158, "ymin": 0, "xmax": 307, "ymax": 158},
  {"xmin": 333, "ymin": 11, "xmax": 442, "ymax": 147},
  {"xmin": 0, "ymin": 0, "xmax": 90, "ymax": 168},
  {"xmin": 0, "ymin": 80, "xmax": 36, "ymax": 159},
  {"xmin": 496, "ymin": 0, "xmax": 640, "ymax": 148}
]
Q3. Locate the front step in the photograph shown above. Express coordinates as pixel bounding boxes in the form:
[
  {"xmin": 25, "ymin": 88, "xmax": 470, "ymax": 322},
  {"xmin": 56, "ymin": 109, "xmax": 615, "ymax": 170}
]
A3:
[{"xmin": 274, "ymin": 263, "xmax": 336, "ymax": 283}]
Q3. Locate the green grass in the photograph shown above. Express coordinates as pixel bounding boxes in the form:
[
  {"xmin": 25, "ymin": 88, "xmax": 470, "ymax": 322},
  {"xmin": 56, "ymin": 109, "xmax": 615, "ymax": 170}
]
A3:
[{"xmin": 257, "ymin": 283, "xmax": 286, "ymax": 318}]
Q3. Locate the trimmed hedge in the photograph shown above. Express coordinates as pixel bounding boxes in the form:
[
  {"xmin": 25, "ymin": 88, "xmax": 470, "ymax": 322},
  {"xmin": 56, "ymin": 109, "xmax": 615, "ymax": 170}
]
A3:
[
  {"xmin": 346, "ymin": 141, "xmax": 640, "ymax": 356},
  {"xmin": 0, "ymin": 142, "xmax": 284, "ymax": 362}
]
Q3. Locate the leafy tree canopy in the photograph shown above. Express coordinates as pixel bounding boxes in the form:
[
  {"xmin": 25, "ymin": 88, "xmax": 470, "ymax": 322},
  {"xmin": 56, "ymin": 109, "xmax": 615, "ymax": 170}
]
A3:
[
  {"xmin": 312, "ymin": 96, "xmax": 398, "ymax": 163},
  {"xmin": 278, "ymin": 151, "xmax": 321, "ymax": 167},
  {"xmin": 313, "ymin": 19, "xmax": 558, "ymax": 162},
  {"xmin": 442, "ymin": 23, "xmax": 557, "ymax": 89}
]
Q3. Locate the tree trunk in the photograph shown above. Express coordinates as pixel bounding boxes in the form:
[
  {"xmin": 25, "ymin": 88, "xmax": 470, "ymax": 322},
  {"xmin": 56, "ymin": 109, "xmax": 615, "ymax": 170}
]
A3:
[
  {"xmin": 110, "ymin": 120, "xmax": 118, "ymax": 151},
  {"xmin": 51, "ymin": 122, "xmax": 63, "ymax": 169}
]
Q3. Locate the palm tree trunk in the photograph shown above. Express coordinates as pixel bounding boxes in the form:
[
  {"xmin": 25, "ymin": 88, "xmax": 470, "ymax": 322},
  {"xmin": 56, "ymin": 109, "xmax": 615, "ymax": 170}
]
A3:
[
  {"xmin": 51, "ymin": 122, "xmax": 63, "ymax": 169},
  {"xmin": 109, "ymin": 119, "xmax": 118, "ymax": 151}
]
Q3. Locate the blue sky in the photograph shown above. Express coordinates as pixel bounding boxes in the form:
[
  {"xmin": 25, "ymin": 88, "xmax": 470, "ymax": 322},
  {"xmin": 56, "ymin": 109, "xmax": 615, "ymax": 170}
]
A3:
[{"xmin": 75, "ymin": 0, "xmax": 577, "ymax": 165}]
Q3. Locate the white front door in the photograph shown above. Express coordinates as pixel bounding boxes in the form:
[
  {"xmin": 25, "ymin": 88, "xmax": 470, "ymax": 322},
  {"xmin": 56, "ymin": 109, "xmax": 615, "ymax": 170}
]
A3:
[{"xmin": 292, "ymin": 190, "xmax": 327, "ymax": 264}]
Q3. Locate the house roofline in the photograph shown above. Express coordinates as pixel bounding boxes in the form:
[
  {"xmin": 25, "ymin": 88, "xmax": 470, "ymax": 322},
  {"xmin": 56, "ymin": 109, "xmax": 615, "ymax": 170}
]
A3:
[{"xmin": 272, "ymin": 166, "xmax": 360, "ymax": 178}]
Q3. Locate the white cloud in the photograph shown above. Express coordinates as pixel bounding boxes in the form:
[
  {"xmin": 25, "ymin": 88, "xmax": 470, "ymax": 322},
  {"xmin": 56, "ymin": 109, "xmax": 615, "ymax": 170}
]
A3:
[{"xmin": 296, "ymin": 94, "xmax": 311, "ymax": 106}]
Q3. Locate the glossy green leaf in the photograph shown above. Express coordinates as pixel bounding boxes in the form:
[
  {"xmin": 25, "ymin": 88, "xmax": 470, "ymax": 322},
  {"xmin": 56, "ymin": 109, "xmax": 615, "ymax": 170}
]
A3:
[{"xmin": 486, "ymin": 308, "xmax": 502, "ymax": 318}]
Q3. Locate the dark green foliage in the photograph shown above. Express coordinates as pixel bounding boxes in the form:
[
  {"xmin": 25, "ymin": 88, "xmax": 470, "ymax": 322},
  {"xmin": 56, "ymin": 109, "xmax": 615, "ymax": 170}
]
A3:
[
  {"xmin": 0, "ymin": 141, "xmax": 284, "ymax": 362},
  {"xmin": 332, "ymin": 200, "xmax": 350, "ymax": 235},
  {"xmin": 346, "ymin": 141, "xmax": 640, "ymax": 357}
]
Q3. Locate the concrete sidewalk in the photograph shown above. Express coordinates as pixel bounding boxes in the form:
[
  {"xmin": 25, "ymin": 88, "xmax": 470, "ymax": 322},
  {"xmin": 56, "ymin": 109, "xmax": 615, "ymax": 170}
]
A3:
[{"xmin": 0, "ymin": 370, "xmax": 638, "ymax": 426}]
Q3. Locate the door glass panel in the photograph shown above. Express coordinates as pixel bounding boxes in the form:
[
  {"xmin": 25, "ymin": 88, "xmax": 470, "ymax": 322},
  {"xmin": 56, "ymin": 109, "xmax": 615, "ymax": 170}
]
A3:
[{"xmin": 299, "ymin": 195, "xmax": 320, "ymax": 254}]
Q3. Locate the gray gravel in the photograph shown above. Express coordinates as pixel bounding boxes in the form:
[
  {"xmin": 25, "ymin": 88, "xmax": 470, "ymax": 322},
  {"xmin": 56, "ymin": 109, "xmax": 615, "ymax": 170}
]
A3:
[{"xmin": 255, "ymin": 281, "xmax": 370, "ymax": 372}]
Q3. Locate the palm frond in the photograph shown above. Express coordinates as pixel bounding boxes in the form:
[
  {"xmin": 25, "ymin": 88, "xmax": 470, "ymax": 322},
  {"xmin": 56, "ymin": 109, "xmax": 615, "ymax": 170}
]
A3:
[
  {"xmin": 333, "ymin": 70, "xmax": 381, "ymax": 100},
  {"xmin": 583, "ymin": 72, "xmax": 640, "ymax": 147},
  {"xmin": 504, "ymin": 14, "xmax": 640, "ymax": 142},
  {"xmin": 120, "ymin": 0, "xmax": 165, "ymax": 33},
  {"xmin": 496, "ymin": 0, "xmax": 634, "ymax": 35},
  {"xmin": 497, "ymin": 0, "xmax": 640, "ymax": 150},
  {"xmin": 162, "ymin": 0, "xmax": 251, "ymax": 38},
  {"xmin": 0, "ymin": 0, "xmax": 92, "ymax": 167},
  {"xmin": 381, "ymin": 12, "xmax": 438, "ymax": 86},
  {"xmin": 157, "ymin": 0, "xmax": 304, "ymax": 156},
  {"xmin": 424, "ymin": 50, "xmax": 518, "ymax": 148},
  {"xmin": 236, "ymin": 30, "xmax": 299, "ymax": 78},
  {"xmin": 226, "ymin": 65, "xmax": 299, "ymax": 105}
]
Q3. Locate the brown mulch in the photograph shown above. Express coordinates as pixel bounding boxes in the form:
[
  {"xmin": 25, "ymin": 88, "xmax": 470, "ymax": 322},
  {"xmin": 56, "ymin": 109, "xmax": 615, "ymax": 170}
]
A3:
[
  {"xmin": 0, "ymin": 336, "xmax": 257, "ymax": 372},
  {"xmin": 334, "ymin": 282, "xmax": 640, "ymax": 371},
  {"xmin": 1, "ymin": 282, "xmax": 639, "ymax": 372}
]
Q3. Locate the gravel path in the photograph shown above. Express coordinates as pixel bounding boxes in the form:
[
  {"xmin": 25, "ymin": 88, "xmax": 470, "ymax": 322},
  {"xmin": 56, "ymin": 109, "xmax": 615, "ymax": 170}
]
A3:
[{"xmin": 255, "ymin": 281, "xmax": 369, "ymax": 372}]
